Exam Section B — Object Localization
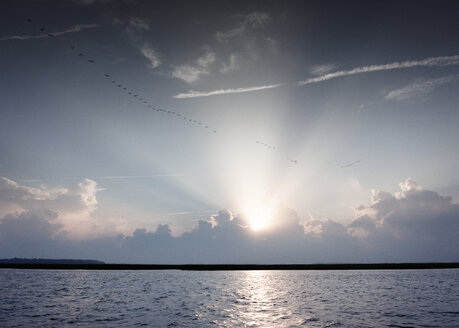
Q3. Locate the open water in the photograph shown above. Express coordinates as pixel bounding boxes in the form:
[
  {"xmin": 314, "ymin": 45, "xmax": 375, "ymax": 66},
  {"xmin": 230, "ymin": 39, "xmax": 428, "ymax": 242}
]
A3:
[{"xmin": 1, "ymin": 269, "xmax": 458, "ymax": 327}]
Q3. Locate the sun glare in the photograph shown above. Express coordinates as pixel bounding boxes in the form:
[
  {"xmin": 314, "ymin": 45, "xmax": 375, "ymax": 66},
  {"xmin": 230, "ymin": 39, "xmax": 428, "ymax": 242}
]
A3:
[{"xmin": 248, "ymin": 207, "xmax": 272, "ymax": 231}]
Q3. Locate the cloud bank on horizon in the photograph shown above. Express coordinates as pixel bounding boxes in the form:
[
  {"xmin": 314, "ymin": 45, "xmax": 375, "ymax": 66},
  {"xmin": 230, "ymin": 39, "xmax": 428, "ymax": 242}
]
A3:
[{"xmin": 0, "ymin": 176, "xmax": 458, "ymax": 263}]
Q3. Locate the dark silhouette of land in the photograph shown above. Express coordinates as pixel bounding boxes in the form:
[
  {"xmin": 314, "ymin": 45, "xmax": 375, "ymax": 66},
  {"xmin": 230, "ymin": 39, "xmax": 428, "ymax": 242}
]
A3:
[
  {"xmin": 0, "ymin": 258, "xmax": 104, "ymax": 265},
  {"xmin": 0, "ymin": 259, "xmax": 458, "ymax": 270}
]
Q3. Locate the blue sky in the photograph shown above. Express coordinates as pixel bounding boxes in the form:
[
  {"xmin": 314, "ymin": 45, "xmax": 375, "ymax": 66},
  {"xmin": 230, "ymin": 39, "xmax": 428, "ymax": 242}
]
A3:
[{"xmin": 1, "ymin": 0, "xmax": 459, "ymax": 262}]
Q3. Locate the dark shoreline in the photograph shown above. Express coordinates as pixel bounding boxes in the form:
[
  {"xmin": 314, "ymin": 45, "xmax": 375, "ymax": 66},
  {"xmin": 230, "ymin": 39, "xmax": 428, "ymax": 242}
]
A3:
[{"xmin": 1, "ymin": 263, "xmax": 458, "ymax": 271}]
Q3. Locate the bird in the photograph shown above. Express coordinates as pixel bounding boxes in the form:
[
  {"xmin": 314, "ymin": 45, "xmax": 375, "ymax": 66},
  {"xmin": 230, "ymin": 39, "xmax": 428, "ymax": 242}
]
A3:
[
  {"xmin": 70, "ymin": 46, "xmax": 75, "ymax": 50},
  {"xmin": 78, "ymin": 53, "xmax": 84, "ymax": 57},
  {"xmin": 117, "ymin": 84, "xmax": 122, "ymax": 87},
  {"xmin": 337, "ymin": 159, "xmax": 362, "ymax": 168},
  {"xmin": 87, "ymin": 59, "xmax": 95, "ymax": 63},
  {"xmin": 47, "ymin": 33, "xmax": 54, "ymax": 37},
  {"xmin": 104, "ymin": 74, "xmax": 110, "ymax": 77},
  {"xmin": 40, "ymin": 28, "xmax": 45, "ymax": 31},
  {"xmin": 27, "ymin": 18, "xmax": 32, "ymax": 23}
]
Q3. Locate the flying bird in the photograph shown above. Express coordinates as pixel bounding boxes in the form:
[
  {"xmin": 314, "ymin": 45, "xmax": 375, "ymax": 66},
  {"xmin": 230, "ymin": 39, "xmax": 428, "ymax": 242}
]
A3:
[
  {"xmin": 104, "ymin": 74, "xmax": 110, "ymax": 77},
  {"xmin": 78, "ymin": 53, "xmax": 84, "ymax": 57},
  {"xmin": 27, "ymin": 18, "xmax": 32, "ymax": 23},
  {"xmin": 70, "ymin": 46, "xmax": 75, "ymax": 50},
  {"xmin": 337, "ymin": 159, "xmax": 362, "ymax": 168},
  {"xmin": 87, "ymin": 59, "xmax": 95, "ymax": 63}
]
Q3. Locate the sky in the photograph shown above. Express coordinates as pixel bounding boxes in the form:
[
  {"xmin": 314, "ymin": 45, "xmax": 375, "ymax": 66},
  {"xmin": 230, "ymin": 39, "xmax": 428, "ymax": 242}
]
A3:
[{"xmin": 1, "ymin": 0, "xmax": 459, "ymax": 263}]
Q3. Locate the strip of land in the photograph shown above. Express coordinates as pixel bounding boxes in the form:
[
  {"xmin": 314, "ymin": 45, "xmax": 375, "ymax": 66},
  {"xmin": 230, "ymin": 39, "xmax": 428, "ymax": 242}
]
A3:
[{"xmin": 1, "ymin": 263, "xmax": 458, "ymax": 270}]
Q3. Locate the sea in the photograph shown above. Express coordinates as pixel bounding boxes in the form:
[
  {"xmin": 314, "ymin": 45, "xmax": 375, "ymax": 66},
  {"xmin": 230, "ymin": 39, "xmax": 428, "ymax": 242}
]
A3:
[{"xmin": 1, "ymin": 269, "xmax": 458, "ymax": 327}]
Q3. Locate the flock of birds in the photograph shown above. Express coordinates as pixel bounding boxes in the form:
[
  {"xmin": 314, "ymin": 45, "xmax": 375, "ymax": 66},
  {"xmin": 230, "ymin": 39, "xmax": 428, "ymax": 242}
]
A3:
[{"xmin": 20, "ymin": 18, "xmax": 363, "ymax": 168}]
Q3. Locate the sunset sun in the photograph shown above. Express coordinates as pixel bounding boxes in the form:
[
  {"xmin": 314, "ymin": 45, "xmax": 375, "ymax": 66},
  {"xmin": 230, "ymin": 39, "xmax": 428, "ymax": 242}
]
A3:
[{"xmin": 247, "ymin": 207, "xmax": 272, "ymax": 231}]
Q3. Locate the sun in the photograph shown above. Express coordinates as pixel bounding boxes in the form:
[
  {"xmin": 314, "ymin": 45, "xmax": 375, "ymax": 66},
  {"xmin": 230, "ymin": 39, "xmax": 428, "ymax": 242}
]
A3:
[{"xmin": 247, "ymin": 207, "xmax": 272, "ymax": 231}]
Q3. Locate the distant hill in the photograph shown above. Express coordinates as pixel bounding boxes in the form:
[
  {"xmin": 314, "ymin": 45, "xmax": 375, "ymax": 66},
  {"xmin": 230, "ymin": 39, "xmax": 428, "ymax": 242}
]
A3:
[{"xmin": 0, "ymin": 258, "xmax": 104, "ymax": 264}]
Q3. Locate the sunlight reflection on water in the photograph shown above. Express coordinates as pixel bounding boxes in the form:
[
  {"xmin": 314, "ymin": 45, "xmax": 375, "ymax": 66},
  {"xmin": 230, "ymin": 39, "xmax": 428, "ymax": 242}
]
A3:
[{"xmin": 1, "ymin": 269, "xmax": 458, "ymax": 327}]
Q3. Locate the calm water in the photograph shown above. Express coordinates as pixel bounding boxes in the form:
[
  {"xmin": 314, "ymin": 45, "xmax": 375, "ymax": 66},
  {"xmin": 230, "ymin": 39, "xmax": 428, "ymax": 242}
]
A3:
[{"xmin": 1, "ymin": 269, "xmax": 458, "ymax": 327}]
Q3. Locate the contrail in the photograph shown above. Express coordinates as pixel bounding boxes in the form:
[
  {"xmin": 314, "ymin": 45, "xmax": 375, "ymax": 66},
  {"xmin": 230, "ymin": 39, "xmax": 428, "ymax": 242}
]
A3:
[
  {"xmin": 17, "ymin": 174, "xmax": 183, "ymax": 183},
  {"xmin": 173, "ymin": 83, "xmax": 283, "ymax": 99},
  {"xmin": 0, "ymin": 24, "xmax": 99, "ymax": 41},
  {"xmin": 297, "ymin": 55, "xmax": 459, "ymax": 86}
]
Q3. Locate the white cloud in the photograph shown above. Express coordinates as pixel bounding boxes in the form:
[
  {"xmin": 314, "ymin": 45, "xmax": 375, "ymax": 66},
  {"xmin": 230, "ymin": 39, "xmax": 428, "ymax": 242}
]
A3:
[
  {"xmin": 352, "ymin": 178, "xmax": 459, "ymax": 245},
  {"xmin": 127, "ymin": 17, "xmax": 150, "ymax": 33},
  {"xmin": 0, "ymin": 24, "xmax": 99, "ymax": 41},
  {"xmin": 123, "ymin": 17, "xmax": 162, "ymax": 70},
  {"xmin": 220, "ymin": 54, "xmax": 240, "ymax": 73},
  {"xmin": 0, "ymin": 177, "xmax": 107, "ymax": 240},
  {"xmin": 171, "ymin": 51, "xmax": 216, "ymax": 83},
  {"xmin": 173, "ymin": 83, "xmax": 283, "ymax": 99},
  {"xmin": 310, "ymin": 63, "xmax": 336, "ymax": 76},
  {"xmin": 216, "ymin": 12, "xmax": 270, "ymax": 42},
  {"xmin": 298, "ymin": 55, "xmax": 459, "ymax": 86},
  {"xmin": 385, "ymin": 76, "xmax": 455, "ymax": 101},
  {"xmin": 140, "ymin": 42, "xmax": 161, "ymax": 69},
  {"xmin": 171, "ymin": 65, "xmax": 209, "ymax": 83},
  {"xmin": 196, "ymin": 52, "xmax": 216, "ymax": 67}
]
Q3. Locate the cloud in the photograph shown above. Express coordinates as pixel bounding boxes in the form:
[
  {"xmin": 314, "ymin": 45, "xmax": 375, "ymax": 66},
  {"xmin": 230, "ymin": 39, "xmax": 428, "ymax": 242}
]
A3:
[
  {"xmin": 123, "ymin": 17, "xmax": 162, "ymax": 70},
  {"xmin": 171, "ymin": 65, "xmax": 209, "ymax": 83},
  {"xmin": 0, "ymin": 24, "xmax": 99, "ymax": 41},
  {"xmin": 310, "ymin": 64, "xmax": 336, "ymax": 76},
  {"xmin": 216, "ymin": 12, "xmax": 270, "ymax": 42},
  {"xmin": 220, "ymin": 54, "xmax": 240, "ymax": 73},
  {"xmin": 385, "ymin": 76, "xmax": 456, "ymax": 101},
  {"xmin": 173, "ymin": 83, "xmax": 283, "ymax": 99},
  {"xmin": 350, "ymin": 178, "xmax": 459, "ymax": 260},
  {"xmin": 139, "ymin": 42, "xmax": 161, "ymax": 69},
  {"xmin": 1, "ymin": 177, "xmax": 458, "ymax": 263},
  {"xmin": 0, "ymin": 210, "xmax": 62, "ymax": 243},
  {"xmin": 298, "ymin": 55, "xmax": 459, "ymax": 86},
  {"xmin": 213, "ymin": 12, "xmax": 278, "ymax": 72},
  {"xmin": 126, "ymin": 17, "xmax": 150, "ymax": 36},
  {"xmin": 171, "ymin": 51, "xmax": 216, "ymax": 83},
  {"xmin": 0, "ymin": 177, "xmax": 106, "ymax": 240}
]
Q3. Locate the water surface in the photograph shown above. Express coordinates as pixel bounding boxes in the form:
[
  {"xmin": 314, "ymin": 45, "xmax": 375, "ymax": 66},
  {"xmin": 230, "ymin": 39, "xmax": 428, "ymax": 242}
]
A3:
[{"xmin": 1, "ymin": 269, "xmax": 458, "ymax": 327}]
